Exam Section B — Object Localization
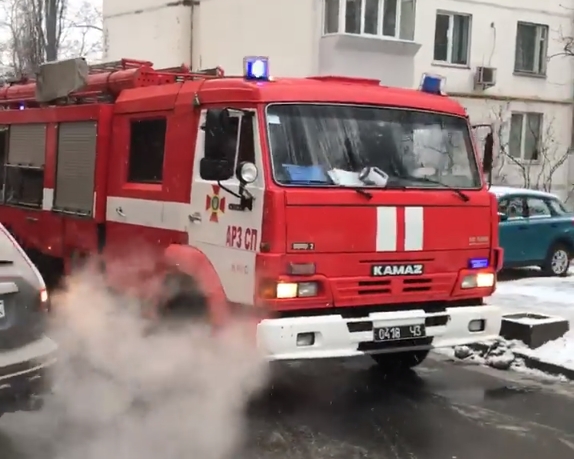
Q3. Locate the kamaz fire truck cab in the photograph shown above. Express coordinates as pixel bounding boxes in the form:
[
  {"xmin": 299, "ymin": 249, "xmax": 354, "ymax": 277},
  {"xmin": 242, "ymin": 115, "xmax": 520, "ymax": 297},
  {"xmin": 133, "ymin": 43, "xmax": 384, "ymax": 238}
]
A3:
[{"xmin": 0, "ymin": 57, "xmax": 502, "ymax": 369}]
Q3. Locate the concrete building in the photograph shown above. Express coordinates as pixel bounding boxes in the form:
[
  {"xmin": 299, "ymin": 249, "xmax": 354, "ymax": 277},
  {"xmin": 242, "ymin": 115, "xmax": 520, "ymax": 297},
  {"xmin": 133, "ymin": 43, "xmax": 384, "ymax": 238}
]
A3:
[{"xmin": 103, "ymin": 0, "xmax": 574, "ymax": 198}]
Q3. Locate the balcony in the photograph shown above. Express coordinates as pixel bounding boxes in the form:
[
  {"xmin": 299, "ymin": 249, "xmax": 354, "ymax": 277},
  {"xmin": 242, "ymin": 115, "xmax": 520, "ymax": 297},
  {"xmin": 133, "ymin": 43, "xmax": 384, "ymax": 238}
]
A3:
[{"xmin": 319, "ymin": 0, "xmax": 421, "ymax": 87}]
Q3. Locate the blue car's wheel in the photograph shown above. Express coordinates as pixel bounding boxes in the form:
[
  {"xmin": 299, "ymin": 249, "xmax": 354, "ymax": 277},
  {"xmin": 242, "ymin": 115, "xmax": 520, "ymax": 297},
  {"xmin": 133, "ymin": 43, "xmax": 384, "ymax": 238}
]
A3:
[{"xmin": 541, "ymin": 243, "xmax": 571, "ymax": 277}]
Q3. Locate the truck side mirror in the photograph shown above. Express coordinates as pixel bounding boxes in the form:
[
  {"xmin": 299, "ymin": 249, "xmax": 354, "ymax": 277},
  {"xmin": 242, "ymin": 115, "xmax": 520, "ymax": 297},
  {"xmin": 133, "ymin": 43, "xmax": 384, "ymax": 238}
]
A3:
[
  {"xmin": 483, "ymin": 132, "xmax": 494, "ymax": 174},
  {"xmin": 199, "ymin": 157, "xmax": 233, "ymax": 181}
]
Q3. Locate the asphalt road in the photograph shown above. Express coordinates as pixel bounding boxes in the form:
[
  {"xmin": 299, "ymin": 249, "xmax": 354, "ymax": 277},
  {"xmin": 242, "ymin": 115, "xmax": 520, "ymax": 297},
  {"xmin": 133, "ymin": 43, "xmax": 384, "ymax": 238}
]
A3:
[{"xmin": 2, "ymin": 354, "xmax": 574, "ymax": 459}]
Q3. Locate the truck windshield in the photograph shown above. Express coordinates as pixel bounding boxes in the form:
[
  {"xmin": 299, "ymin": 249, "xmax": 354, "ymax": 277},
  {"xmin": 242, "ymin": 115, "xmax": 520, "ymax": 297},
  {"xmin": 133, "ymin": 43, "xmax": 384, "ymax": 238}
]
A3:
[{"xmin": 266, "ymin": 104, "xmax": 481, "ymax": 189}]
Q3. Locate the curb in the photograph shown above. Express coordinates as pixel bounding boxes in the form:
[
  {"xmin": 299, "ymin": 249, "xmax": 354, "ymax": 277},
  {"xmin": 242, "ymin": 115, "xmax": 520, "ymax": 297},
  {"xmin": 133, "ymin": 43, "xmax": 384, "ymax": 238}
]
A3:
[{"xmin": 467, "ymin": 343, "xmax": 574, "ymax": 380}]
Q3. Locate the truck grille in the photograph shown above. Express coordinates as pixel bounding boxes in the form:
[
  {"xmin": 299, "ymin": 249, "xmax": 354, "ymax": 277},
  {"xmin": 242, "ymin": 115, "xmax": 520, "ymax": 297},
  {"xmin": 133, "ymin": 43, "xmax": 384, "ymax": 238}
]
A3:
[{"xmin": 333, "ymin": 274, "xmax": 454, "ymax": 305}]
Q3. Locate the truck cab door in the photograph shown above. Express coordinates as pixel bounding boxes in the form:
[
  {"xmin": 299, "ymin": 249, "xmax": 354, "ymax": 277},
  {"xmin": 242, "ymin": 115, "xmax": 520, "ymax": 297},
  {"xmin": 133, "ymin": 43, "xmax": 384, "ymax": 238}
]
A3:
[{"xmin": 187, "ymin": 108, "xmax": 265, "ymax": 305}]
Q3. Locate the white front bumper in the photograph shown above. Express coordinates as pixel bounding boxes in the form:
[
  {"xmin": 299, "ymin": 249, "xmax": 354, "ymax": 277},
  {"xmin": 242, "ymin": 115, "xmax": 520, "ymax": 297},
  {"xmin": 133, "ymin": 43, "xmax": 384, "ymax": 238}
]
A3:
[{"xmin": 257, "ymin": 306, "xmax": 501, "ymax": 361}]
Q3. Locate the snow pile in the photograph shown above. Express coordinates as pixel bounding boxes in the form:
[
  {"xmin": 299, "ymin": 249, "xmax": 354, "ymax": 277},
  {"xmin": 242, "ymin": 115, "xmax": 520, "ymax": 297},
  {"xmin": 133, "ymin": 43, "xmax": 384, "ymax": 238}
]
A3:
[
  {"xmin": 519, "ymin": 330, "xmax": 574, "ymax": 371},
  {"xmin": 451, "ymin": 339, "xmax": 516, "ymax": 370},
  {"xmin": 33, "ymin": 269, "xmax": 269, "ymax": 459},
  {"xmin": 478, "ymin": 267, "xmax": 574, "ymax": 375}
]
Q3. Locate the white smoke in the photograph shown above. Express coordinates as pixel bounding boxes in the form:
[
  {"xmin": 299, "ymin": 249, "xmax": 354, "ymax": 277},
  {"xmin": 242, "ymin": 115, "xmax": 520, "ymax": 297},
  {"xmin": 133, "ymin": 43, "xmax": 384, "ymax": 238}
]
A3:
[{"xmin": 32, "ymin": 269, "xmax": 269, "ymax": 459}]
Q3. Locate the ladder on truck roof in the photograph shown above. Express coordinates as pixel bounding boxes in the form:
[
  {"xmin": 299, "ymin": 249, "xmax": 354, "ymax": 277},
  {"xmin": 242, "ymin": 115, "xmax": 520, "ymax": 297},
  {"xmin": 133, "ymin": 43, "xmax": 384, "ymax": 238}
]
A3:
[{"xmin": 0, "ymin": 57, "xmax": 225, "ymax": 108}]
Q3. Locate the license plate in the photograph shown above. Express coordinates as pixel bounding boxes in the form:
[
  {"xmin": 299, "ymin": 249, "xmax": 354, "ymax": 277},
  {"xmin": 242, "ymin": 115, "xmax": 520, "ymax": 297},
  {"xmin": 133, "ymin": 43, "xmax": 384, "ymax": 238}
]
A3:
[
  {"xmin": 373, "ymin": 324, "xmax": 425, "ymax": 342},
  {"xmin": 0, "ymin": 300, "xmax": 4, "ymax": 319}
]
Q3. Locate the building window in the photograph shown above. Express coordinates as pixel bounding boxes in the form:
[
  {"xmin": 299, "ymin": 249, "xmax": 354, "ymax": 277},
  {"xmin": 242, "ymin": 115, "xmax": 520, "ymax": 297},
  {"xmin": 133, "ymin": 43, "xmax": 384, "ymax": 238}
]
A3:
[
  {"xmin": 324, "ymin": 0, "xmax": 416, "ymax": 40},
  {"xmin": 514, "ymin": 22, "xmax": 548, "ymax": 75},
  {"xmin": 128, "ymin": 118, "xmax": 167, "ymax": 183},
  {"xmin": 433, "ymin": 12, "xmax": 471, "ymax": 65},
  {"xmin": 509, "ymin": 112, "xmax": 542, "ymax": 161},
  {"xmin": 324, "ymin": 0, "xmax": 339, "ymax": 34}
]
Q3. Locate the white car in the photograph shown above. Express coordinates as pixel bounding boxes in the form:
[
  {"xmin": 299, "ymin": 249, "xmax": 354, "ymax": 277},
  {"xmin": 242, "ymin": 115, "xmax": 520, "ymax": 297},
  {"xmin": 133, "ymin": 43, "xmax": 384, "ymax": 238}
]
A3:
[{"xmin": 0, "ymin": 223, "xmax": 57, "ymax": 417}]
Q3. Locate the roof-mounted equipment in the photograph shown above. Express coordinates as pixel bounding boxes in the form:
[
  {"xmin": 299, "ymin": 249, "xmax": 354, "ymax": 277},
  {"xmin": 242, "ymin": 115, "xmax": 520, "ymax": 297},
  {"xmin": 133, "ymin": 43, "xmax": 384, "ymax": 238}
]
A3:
[{"xmin": 0, "ymin": 58, "xmax": 226, "ymax": 108}]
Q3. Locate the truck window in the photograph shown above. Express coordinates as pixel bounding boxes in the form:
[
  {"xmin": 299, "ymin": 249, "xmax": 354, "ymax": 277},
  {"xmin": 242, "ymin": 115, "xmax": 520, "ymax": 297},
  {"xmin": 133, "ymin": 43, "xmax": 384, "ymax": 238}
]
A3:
[
  {"xmin": 202, "ymin": 109, "xmax": 239, "ymax": 180},
  {"xmin": 4, "ymin": 124, "xmax": 46, "ymax": 208},
  {"xmin": 128, "ymin": 118, "xmax": 166, "ymax": 183},
  {"xmin": 237, "ymin": 115, "xmax": 255, "ymax": 166}
]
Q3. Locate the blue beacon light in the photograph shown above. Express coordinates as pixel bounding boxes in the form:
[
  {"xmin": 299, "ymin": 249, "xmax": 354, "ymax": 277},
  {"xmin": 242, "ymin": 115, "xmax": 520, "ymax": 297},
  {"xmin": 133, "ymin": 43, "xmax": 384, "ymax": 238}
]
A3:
[
  {"xmin": 243, "ymin": 56, "xmax": 270, "ymax": 81},
  {"xmin": 419, "ymin": 73, "xmax": 446, "ymax": 95}
]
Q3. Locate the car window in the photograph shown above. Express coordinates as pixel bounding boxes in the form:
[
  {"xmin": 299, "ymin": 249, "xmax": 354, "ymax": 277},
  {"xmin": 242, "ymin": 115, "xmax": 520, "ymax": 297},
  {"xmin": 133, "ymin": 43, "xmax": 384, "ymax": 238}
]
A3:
[
  {"xmin": 526, "ymin": 197, "xmax": 551, "ymax": 218},
  {"xmin": 547, "ymin": 198, "xmax": 569, "ymax": 215},
  {"xmin": 498, "ymin": 196, "xmax": 524, "ymax": 219}
]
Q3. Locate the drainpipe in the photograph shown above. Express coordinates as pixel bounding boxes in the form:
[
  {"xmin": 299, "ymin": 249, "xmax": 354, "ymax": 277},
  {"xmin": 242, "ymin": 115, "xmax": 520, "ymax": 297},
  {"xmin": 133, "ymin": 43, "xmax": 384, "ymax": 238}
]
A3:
[{"xmin": 190, "ymin": 0, "xmax": 200, "ymax": 70}]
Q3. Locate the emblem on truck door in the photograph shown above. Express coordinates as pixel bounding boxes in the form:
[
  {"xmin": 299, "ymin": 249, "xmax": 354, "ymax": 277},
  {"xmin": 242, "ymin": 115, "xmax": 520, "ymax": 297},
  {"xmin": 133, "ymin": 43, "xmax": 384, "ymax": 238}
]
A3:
[
  {"xmin": 205, "ymin": 185, "xmax": 226, "ymax": 222},
  {"xmin": 371, "ymin": 264, "xmax": 424, "ymax": 276}
]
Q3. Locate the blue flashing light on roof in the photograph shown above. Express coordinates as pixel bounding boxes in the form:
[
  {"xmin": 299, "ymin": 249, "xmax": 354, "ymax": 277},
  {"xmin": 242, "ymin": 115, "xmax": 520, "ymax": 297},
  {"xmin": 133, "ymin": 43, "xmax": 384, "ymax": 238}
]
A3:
[
  {"xmin": 243, "ymin": 56, "xmax": 270, "ymax": 81},
  {"xmin": 419, "ymin": 73, "xmax": 446, "ymax": 95}
]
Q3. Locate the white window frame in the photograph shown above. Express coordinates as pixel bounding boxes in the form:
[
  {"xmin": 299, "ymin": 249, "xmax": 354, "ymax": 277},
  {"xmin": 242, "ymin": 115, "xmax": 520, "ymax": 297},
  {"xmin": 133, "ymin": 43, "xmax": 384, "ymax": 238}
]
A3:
[
  {"xmin": 509, "ymin": 112, "xmax": 543, "ymax": 162},
  {"xmin": 514, "ymin": 22, "xmax": 548, "ymax": 75},
  {"xmin": 433, "ymin": 11, "xmax": 471, "ymax": 65},
  {"xmin": 322, "ymin": 0, "xmax": 416, "ymax": 41}
]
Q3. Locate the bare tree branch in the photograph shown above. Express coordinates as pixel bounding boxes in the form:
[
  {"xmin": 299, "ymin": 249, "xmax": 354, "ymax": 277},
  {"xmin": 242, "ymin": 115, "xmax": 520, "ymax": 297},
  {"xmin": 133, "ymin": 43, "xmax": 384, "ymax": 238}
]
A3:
[
  {"xmin": 0, "ymin": 0, "xmax": 103, "ymax": 78},
  {"xmin": 485, "ymin": 100, "xmax": 570, "ymax": 192}
]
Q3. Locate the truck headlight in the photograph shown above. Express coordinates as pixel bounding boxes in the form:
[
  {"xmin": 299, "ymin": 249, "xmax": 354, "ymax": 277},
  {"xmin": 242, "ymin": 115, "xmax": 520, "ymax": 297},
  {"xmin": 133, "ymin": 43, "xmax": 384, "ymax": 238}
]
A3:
[
  {"xmin": 461, "ymin": 272, "xmax": 495, "ymax": 289},
  {"xmin": 276, "ymin": 282, "xmax": 318, "ymax": 298}
]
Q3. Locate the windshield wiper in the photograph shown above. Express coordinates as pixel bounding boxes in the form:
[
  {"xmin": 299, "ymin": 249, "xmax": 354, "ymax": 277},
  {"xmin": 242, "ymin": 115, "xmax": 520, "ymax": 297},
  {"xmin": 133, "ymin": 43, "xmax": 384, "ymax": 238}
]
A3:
[
  {"xmin": 346, "ymin": 187, "xmax": 373, "ymax": 199},
  {"xmin": 397, "ymin": 176, "xmax": 470, "ymax": 202}
]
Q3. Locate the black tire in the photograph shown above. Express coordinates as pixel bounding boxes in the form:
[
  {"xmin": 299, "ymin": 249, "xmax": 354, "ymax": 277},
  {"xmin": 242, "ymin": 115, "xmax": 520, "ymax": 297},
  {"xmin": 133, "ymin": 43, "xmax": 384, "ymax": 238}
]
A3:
[
  {"xmin": 370, "ymin": 349, "xmax": 430, "ymax": 371},
  {"xmin": 161, "ymin": 272, "xmax": 209, "ymax": 322},
  {"xmin": 541, "ymin": 243, "xmax": 571, "ymax": 277}
]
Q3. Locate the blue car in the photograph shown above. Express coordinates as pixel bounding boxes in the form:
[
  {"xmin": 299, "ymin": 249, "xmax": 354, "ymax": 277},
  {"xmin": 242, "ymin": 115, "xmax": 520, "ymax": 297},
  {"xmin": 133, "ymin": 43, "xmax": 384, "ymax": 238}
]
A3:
[{"xmin": 491, "ymin": 186, "xmax": 574, "ymax": 276}]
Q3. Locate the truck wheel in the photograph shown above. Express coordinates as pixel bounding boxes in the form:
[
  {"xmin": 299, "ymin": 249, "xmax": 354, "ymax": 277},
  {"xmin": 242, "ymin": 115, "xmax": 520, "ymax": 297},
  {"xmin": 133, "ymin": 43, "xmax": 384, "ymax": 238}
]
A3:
[
  {"xmin": 370, "ymin": 350, "xmax": 430, "ymax": 371},
  {"xmin": 541, "ymin": 243, "xmax": 571, "ymax": 277},
  {"xmin": 161, "ymin": 272, "xmax": 209, "ymax": 322}
]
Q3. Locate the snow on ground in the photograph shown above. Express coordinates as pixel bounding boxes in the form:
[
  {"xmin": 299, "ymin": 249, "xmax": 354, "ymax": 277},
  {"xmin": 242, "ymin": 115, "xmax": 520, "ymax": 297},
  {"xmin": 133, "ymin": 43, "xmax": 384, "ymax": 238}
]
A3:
[
  {"xmin": 484, "ymin": 266, "xmax": 574, "ymax": 371},
  {"xmin": 491, "ymin": 267, "xmax": 574, "ymax": 324}
]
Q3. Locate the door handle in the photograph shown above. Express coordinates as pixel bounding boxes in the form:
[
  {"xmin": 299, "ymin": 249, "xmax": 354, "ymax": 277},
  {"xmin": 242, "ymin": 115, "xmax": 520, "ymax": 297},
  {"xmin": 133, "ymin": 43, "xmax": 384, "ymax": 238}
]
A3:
[
  {"xmin": 26, "ymin": 216, "xmax": 38, "ymax": 222},
  {"xmin": 188, "ymin": 212, "xmax": 202, "ymax": 223}
]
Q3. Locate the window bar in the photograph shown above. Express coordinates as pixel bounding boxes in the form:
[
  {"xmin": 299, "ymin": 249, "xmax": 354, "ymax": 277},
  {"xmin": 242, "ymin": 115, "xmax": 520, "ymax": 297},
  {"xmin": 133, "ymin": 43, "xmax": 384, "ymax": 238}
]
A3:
[
  {"xmin": 339, "ymin": 0, "xmax": 346, "ymax": 33},
  {"xmin": 377, "ymin": 0, "xmax": 384, "ymax": 35},
  {"xmin": 360, "ymin": 0, "xmax": 366, "ymax": 34},
  {"xmin": 521, "ymin": 114, "xmax": 527, "ymax": 160},
  {"xmin": 395, "ymin": 0, "xmax": 402, "ymax": 39},
  {"xmin": 533, "ymin": 27, "xmax": 541, "ymax": 74},
  {"xmin": 446, "ymin": 14, "xmax": 454, "ymax": 63}
]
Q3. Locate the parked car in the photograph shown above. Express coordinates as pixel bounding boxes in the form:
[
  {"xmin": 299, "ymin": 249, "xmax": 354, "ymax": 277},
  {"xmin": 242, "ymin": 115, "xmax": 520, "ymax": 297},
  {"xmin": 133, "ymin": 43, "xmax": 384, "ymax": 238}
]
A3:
[
  {"xmin": 0, "ymin": 223, "xmax": 57, "ymax": 417},
  {"xmin": 491, "ymin": 186, "xmax": 574, "ymax": 276}
]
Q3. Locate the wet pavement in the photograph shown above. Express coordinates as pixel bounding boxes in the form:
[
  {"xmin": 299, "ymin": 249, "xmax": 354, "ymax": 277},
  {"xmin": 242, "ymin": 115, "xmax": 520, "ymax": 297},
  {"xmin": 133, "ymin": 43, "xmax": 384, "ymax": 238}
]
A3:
[{"xmin": 2, "ymin": 354, "xmax": 574, "ymax": 459}]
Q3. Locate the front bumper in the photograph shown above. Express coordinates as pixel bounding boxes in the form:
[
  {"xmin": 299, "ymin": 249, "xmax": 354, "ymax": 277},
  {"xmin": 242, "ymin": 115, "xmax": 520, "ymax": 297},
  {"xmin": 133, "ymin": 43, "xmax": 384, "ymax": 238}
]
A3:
[
  {"xmin": 257, "ymin": 305, "xmax": 501, "ymax": 361},
  {"xmin": 0, "ymin": 335, "xmax": 57, "ymax": 413}
]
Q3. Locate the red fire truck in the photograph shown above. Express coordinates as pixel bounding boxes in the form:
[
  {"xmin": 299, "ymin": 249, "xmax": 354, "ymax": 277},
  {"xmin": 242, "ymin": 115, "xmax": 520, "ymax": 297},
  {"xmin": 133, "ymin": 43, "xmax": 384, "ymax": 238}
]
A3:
[{"xmin": 0, "ymin": 57, "xmax": 502, "ymax": 369}]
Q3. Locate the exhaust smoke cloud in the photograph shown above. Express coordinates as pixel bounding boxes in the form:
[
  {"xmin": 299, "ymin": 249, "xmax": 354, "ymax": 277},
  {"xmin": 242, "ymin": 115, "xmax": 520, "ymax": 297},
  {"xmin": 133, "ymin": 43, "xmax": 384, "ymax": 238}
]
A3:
[{"xmin": 34, "ymin": 269, "xmax": 269, "ymax": 459}]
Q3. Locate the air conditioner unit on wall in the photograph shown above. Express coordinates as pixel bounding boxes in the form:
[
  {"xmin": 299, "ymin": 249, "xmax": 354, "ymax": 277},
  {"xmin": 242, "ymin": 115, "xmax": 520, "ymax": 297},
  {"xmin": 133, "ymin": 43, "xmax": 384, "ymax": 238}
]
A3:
[{"xmin": 474, "ymin": 66, "xmax": 497, "ymax": 89}]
